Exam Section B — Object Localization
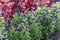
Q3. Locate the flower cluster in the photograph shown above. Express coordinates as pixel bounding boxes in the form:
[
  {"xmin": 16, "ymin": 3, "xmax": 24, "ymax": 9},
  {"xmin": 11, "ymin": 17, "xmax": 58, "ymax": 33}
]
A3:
[
  {"xmin": 0, "ymin": 0, "xmax": 51, "ymax": 30},
  {"xmin": 5, "ymin": 5, "xmax": 60, "ymax": 40},
  {"xmin": 0, "ymin": 0, "xmax": 51, "ymax": 16}
]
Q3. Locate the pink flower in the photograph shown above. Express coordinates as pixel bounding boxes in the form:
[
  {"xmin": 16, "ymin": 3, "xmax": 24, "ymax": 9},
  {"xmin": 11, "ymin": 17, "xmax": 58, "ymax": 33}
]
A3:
[
  {"xmin": 36, "ymin": 2, "xmax": 40, "ymax": 6},
  {"xmin": 44, "ymin": 0, "xmax": 50, "ymax": 3},
  {"xmin": 0, "ymin": 3, "xmax": 4, "ymax": 9},
  {"xmin": 0, "ymin": 0, "xmax": 10, "ymax": 2},
  {"xmin": 28, "ymin": 0, "xmax": 34, "ymax": 5}
]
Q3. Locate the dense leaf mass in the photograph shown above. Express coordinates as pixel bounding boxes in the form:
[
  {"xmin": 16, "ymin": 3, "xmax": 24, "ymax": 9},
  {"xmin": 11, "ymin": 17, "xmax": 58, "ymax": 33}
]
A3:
[{"xmin": 0, "ymin": 1, "xmax": 60, "ymax": 40}]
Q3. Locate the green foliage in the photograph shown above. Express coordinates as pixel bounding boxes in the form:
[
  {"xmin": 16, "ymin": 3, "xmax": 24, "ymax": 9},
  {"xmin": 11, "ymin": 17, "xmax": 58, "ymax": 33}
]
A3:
[
  {"xmin": 35, "ymin": 6, "xmax": 57, "ymax": 39},
  {"xmin": 0, "ymin": 17, "xmax": 5, "ymax": 39},
  {"xmin": 8, "ymin": 13, "xmax": 31, "ymax": 40}
]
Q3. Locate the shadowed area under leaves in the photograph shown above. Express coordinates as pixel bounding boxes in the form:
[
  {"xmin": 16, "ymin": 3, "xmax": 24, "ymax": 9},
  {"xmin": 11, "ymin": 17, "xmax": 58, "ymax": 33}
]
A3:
[{"xmin": 47, "ymin": 30, "xmax": 60, "ymax": 40}]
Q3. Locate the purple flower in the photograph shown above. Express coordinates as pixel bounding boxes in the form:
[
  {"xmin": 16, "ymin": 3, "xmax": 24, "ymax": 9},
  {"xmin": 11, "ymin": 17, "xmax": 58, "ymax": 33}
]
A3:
[
  {"xmin": 40, "ymin": 22, "xmax": 44, "ymax": 26},
  {"xmin": 18, "ymin": 11, "xmax": 21, "ymax": 16},
  {"xmin": 11, "ymin": 16, "xmax": 14, "ymax": 19},
  {"xmin": 24, "ymin": 15, "xmax": 26, "ymax": 18},
  {"xmin": 32, "ymin": 18, "xmax": 35, "ymax": 20},
  {"xmin": 54, "ymin": 16, "xmax": 57, "ymax": 18},
  {"xmin": 19, "ymin": 26, "xmax": 24, "ymax": 31},
  {"xmin": 4, "ymin": 20, "xmax": 8, "ymax": 25},
  {"xmin": 2, "ymin": 38, "xmax": 5, "ymax": 40},
  {"xmin": 27, "ymin": 18, "xmax": 32, "ymax": 25},
  {"xmin": 13, "ymin": 23, "xmax": 18, "ymax": 28},
  {"xmin": 56, "ymin": 11, "xmax": 59, "ymax": 14},
  {"xmin": 18, "ymin": 22, "xmax": 22, "ymax": 25}
]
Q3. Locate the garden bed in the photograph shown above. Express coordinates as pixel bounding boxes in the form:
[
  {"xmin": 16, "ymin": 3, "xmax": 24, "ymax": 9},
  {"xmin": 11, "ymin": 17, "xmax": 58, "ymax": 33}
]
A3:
[{"xmin": 0, "ymin": 1, "xmax": 60, "ymax": 40}]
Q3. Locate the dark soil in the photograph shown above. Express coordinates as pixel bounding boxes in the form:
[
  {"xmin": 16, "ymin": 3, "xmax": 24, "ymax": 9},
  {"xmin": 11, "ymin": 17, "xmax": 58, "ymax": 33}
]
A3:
[{"xmin": 47, "ymin": 30, "xmax": 60, "ymax": 40}]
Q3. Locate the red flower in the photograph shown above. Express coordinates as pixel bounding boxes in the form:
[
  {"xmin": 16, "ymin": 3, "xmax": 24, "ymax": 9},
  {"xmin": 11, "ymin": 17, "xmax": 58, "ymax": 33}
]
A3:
[
  {"xmin": 0, "ymin": 0, "xmax": 51, "ymax": 18},
  {"xmin": 28, "ymin": 0, "xmax": 34, "ymax": 5},
  {"xmin": 5, "ymin": 2, "xmax": 14, "ymax": 8},
  {"xmin": 19, "ymin": 0, "xmax": 25, "ymax": 2},
  {"xmin": 25, "ymin": 3, "xmax": 31, "ymax": 10},
  {"xmin": 1, "ymin": 12, "xmax": 4, "ymax": 16}
]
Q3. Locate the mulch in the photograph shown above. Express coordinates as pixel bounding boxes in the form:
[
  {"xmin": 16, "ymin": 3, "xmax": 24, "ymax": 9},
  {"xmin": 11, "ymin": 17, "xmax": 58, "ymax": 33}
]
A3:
[{"xmin": 47, "ymin": 30, "xmax": 60, "ymax": 40}]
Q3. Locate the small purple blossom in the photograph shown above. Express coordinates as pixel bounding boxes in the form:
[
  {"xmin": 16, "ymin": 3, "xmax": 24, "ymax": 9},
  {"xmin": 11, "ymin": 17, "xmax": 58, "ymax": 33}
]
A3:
[
  {"xmin": 54, "ymin": 16, "xmax": 57, "ymax": 18},
  {"xmin": 11, "ymin": 16, "xmax": 14, "ymax": 19},
  {"xmin": 19, "ymin": 26, "xmax": 24, "ymax": 31},
  {"xmin": 40, "ymin": 22, "xmax": 44, "ymax": 26},
  {"xmin": 18, "ymin": 11, "xmax": 21, "ymax": 16},
  {"xmin": 24, "ymin": 15, "xmax": 26, "ymax": 18},
  {"xmin": 2, "ymin": 38, "xmax": 6, "ymax": 40},
  {"xmin": 32, "ymin": 18, "xmax": 35, "ymax": 20},
  {"xmin": 56, "ymin": 11, "xmax": 59, "ymax": 14},
  {"xmin": 18, "ymin": 22, "xmax": 22, "ymax": 25},
  {"xmin": 13, "ymin": 23, "xmax": 18, "ymax": 28},
  {"xmin": 27, "ymin": 18, "xmax": 32, "ymax": 25}
]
